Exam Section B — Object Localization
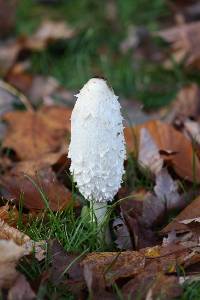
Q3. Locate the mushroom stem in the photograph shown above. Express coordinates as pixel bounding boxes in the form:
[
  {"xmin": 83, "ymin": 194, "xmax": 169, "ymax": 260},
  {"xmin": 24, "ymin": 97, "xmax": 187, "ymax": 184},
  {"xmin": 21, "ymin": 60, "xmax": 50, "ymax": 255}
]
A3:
[
  {"xmin": 90, "ymin": 201, "xmax": 111, "ymax": 245},
  {"xmin": 90, "ymin": 201, "xmax": 108, "ymax": 225}
]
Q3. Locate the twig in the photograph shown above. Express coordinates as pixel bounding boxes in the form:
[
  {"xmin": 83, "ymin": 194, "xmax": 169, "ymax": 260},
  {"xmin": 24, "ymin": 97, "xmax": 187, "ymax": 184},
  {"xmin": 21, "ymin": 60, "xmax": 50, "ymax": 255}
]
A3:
[{"xmin": 0, "ymin": 80, "xmax": 34, "ymax": 112}]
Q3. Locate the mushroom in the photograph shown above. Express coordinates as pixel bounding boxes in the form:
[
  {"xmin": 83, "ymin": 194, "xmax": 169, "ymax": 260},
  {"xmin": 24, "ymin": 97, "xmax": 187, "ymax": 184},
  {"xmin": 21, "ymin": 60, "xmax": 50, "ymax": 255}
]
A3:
[{"xmin": 68, "ymin": 78, "xmax": 126, "ymax": 226}]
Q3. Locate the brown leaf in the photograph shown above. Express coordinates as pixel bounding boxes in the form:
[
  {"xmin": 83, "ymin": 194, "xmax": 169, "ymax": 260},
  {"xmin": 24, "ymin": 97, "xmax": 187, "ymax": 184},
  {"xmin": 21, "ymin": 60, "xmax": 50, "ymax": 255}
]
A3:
[
  {"xmin": 122, "ymin": 272, "xmax": 182, "ymax": 300},
  {"xmin": 0, "ymin": 204, "xmax": 19, "ymax": 226},
  {"xmin": 0, "ymin": 0, "xmax": 17, "ymax": 38},
  {"xmin": 112, "ymin": 216, "xmax": 133, "ymax": 250},
  {"xmin": 154, "ymin": 168, "xmax": 181, "ymax": 210},
  {"xmin": 8, "ymin": 274, "xmax": 36, "ymax": 300},
  {"xmin": 25, "ymin": 20, "xmax": 75, "ymax": 51},
  {"xmin": 166, "ymin": 84, "xmax": 200, "ymax": 123},
  {"xmin": 0, "ymin": 219, "xmax": 30, "ymax": 245},
  {"xmin": 0, "ymin": 41, "xmax": 22, "ymax": 77},
  {"xmin": 125, "ymin": 120, "xmax": 200, "ymax": 182},
  {"xmin": 161, "ymin": 196, "xmax": 200, "ymax": 234},
  {"xmin": 2, "ymin": 106, "xmax": 71, "ymax": 160},
  {"xmin": 81, "ymin": 251, "xmax": 145, "ymax": 290},
  {"xmin": 0, "ymin": 219, "xmax": 47, "ymax": 261},
  {"xmin": 157, "ymin": 21, "xmax": 200, "ymax": 68},
  {"xmin": 183, "ymin": 119, "xmax": 200, "ymax": 145},
  {"xmin": 0, "ymin": 240, "xmax": 25, "ymax": 289},
  {"xmin": 49, "ymin": 240, "xmax": 85, "ymax": 297},
  {"xmin": 120, "ymin": 192, "xmax": 160, "ymax": 249},
  {"xmin": 138, "ymin": 127, "xmax": 163, "ymax": 174},
  {"xmin": 1, "ymin": 166, "xmax": 71, "ymax": 211}
]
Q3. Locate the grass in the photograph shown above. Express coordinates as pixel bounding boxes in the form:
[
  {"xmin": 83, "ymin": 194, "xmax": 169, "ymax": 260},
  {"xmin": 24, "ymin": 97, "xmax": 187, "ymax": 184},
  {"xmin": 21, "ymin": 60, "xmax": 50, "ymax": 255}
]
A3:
[{"xmin": 15, "ymin": 0, "xmax": 195, "ymax": 109}]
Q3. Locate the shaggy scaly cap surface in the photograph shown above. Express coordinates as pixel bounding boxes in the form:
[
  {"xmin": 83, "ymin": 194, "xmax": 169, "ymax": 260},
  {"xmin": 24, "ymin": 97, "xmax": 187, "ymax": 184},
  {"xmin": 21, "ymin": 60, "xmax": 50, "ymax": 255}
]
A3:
[{"xmin": 68, "ymin": 78, "xmax": 126, "ymax": 202}]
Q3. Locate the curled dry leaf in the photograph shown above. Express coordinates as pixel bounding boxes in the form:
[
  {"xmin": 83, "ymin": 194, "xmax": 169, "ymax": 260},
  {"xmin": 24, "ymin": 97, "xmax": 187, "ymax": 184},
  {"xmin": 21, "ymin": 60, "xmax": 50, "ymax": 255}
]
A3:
[
  {"xmin": 2, "ymin": 105, "xmax": 71, "ymax": 160},
  {"xmin": 157, "ymin": 21, "xmax": 200, "ymax": 68},
  {"xmin": 125, "ymin": 120, "xmax": 200, "ymax": 182},
  {"xmin": 0, "ymin": 219, "xmax": 46, "ymax": 261},
  {"xmin": 161, "ymin": 196, "xmax": 200, "ymax": 234},
  {"xmin": 0, "ymin": 219, "xmax": 30, "ymax": 245}
]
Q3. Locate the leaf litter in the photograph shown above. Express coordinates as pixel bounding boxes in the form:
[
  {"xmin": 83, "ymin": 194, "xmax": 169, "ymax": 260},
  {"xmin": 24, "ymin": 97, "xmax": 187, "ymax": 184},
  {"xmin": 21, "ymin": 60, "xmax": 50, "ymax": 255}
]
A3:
[{"xmin": 2, "ymin": 2, "xmax": 200, "ymax": 300}]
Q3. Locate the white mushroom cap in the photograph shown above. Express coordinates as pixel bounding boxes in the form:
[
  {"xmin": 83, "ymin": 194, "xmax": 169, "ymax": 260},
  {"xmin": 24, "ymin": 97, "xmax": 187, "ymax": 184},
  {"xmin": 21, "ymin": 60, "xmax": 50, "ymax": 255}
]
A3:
[{"xmin": 68, "ymin": 78, "xmax": 126, "ymax": 202}]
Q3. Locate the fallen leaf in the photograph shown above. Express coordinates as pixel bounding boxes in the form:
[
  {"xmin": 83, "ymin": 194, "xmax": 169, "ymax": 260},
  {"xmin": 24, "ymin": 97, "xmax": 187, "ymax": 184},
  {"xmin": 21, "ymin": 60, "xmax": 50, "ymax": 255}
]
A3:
[
  {"xmin": 138, "ymin": 127, "xmax": 163, "ymax": 174},
  {"xmin": 1, "ymin": 166, "xmax": 71, "ymax": 211},
  {"xmin": 2, "ymin": 106, "xmax": 71, "ymax": 160},
  {"xmin": 0, "ymin": 41, "xmax": 22, "ymax": 76},
  {"xmin": 120, "ymin": 192, "xmax": 160, "ymax": 249},
  {"xmin": 0, "ymin": 204, "xmax": 19, "ymax": 226},
  {"xmin": 184, "ymin": 119, "xmax": 200, "ymax": 144},
  {"xmin": 0, "ymin": 19, "xmax": 75, "ymax": 76},
  {"xmin": 161, "ymin": 196, "xmax": 200, "ymax": 234},
  {"xmin": 125, "ymin": 120, "xmax": 200, "ymax": 182},
  {"xmin": 0, "ymin": 219, "xmax": 30, "ymax": 245},
  {"xmin": 157, "ymin": 21, "xmax": 200, "ymax": 68},
  {"xmin": 8, "ymin": 274, "xmax": 36, "ymax": 300},
  {"xmin": 166, "ymin": 84, "xmax": 200, "ymax": 124},
  {"xmin": 0, "ymin": 0, "xmax": 17, "ymax": 38},
  {"xmin": 24, "ymin": 240, "xmax": 47, "ymax": 261},
  {"xmin": 25, "ymin": 20, "xmax": 75, "ymax": 51},
  {"xmin": 122, "ymin": 272, "xmax": 182, "ymax": 300},
  {"xmin": 49, "ymin": 240, "xmax": 85, "ymax": 297},
  {"xmin": 0, "ymin": 219, "xmax": 47, "ymax": 262},
  {"xmin": 0, "ymin": 240, "xmax": 25, "ymax": 289},
  {"xmin": 82, "ymin": 251, "xmax": 145, "ymax": 290},
  {"xmin": 154, "ymin": 168, "xmax": 181, "ymax": 210},
  {"xmin": 112, "ymin": 216, "xmax": 133, "ymax": 250}
]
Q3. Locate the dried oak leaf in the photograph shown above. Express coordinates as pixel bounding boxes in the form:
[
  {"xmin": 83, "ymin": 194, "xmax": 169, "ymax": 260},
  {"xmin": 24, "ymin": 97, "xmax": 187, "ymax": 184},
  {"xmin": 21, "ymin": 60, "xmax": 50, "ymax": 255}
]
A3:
[
  {"xmin": 2, "ymin": 105, "xmax": 71, "ymax": 160},
  {"xmin": 125, "ymin": 120, "xmax": 200, "ymax": 182},
  {"xmin": 161, "ymin": 196, "xmax": 200, "ymax": 234},
  {"xmin": 81, "ymin": 251, "xmax": 145, "ymax": 290},
  {"xmin": 157, "ymin": 21, "xmax": 200, "ymax": 68},
  {"xmin": 1, "ymin": 165, "xmax": 71, "ymax": 211}
]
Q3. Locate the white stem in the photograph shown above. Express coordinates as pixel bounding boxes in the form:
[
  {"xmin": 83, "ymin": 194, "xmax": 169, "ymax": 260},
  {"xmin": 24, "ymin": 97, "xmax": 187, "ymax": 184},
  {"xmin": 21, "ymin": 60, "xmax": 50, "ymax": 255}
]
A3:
[{"xmin": 90, "ymin": 201, "xmax": 107, "ymax": 225}]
